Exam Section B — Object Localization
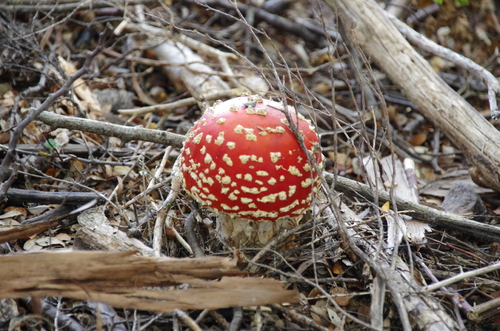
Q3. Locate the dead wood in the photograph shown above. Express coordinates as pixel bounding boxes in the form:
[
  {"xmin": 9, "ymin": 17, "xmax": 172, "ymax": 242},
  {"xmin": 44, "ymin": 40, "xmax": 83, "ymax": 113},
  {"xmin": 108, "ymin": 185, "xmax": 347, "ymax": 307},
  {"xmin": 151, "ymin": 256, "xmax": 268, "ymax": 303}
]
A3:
[
  {"xmin": 6, "ymin": 188, "xmax": 100, "ymax": 205},
  {"xmin": 32, "ymin": 109, "xmax": 500, "ymax": 242},
  {"xmin": 37, "ymin": 111, "xmax": 185, "ymax": 148},
  {"xmin": 74, "ymin": 207, "xmax": 156, "ymax": 256},
  {"xmin": 0, "ymin": 251, "xmax": 299, "ymax": 312},
  {"xmin": 325, "ymin": 202, "xmax": 459, "ymax": 330},
  {"xmin": 330, "ymin": 173, "xmax": 500, "ymax": 242},
  {"xmin": 327, "ymin": 0, "xmax": 500, "ymax": 192}
]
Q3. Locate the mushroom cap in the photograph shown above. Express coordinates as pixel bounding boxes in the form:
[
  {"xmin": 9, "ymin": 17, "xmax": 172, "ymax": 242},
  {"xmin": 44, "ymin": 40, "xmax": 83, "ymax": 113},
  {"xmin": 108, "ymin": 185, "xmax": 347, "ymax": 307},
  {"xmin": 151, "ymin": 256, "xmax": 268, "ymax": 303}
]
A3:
[{"xmin": 180, "ymin": 95, "xmax": 323, "ymax": 223}]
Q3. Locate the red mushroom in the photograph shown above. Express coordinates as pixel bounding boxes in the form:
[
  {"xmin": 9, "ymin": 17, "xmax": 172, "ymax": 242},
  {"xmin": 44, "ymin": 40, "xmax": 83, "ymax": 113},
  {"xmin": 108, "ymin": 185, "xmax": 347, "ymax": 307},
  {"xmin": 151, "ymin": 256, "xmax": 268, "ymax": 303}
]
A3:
[{"xmin": 179, "ymin": 95, "xmax": 323, "ymax": 246}]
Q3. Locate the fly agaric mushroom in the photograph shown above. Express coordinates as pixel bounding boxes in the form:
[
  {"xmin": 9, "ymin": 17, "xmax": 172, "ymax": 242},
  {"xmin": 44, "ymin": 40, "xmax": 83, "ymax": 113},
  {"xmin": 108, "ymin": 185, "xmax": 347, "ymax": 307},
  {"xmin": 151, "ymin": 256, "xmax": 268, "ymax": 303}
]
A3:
[{"xmin": 179, "ymin": 95, "xmax": 323, "ymax": 246}]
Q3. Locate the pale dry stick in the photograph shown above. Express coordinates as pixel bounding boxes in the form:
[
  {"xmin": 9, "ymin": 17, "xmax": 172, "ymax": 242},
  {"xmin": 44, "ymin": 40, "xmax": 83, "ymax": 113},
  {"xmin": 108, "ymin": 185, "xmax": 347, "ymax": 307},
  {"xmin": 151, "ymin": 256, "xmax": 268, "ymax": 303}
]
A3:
[
  {"xmin": 173, "ymin": 33, "xmax": 241, "ymax": 87},
  {"xmin": 147, "ymin": 146, "xmax": 172, "ymax": 191},
  {"xmin": 386, "ymin": 11, "xmax": 500, "ymax": 119},
  {"xmin": 413, "ymin": 253, "xmax": 469, "ymax": 329},
  {"xmin": 467, "ymin": 296, "xmax": 500, "ymax": 322},
  {"xmin": 103, "ymin": 48, "xmax": 239, "ymax": 78},
  {"xmin": 121, "ymin": 20, "xmax": 239, "ymax": 85},
  {"xmin": 152, "ymin": 159, "xmax": 192, "ymax": 256},
  {"xmin": 118, "ymin": 88, "xmax": 245, "ymax": 116},
  {"xmin": 124, "ymin": 179, "xmax": 171, "ymax": 208},
  {"xmin": 322, "ymin": 207, "xmax": 413, "ymax": 331},
  {"xmin": 423, "ymin": 261, "xmax": 500, "ymax": 292},
  {"xmin": 152, "ymin": 204, "xmax": 193, "ymax": 256},
  {"xmin": 173, "ymin": 309, "xmax": 202, "ymax": 331}
]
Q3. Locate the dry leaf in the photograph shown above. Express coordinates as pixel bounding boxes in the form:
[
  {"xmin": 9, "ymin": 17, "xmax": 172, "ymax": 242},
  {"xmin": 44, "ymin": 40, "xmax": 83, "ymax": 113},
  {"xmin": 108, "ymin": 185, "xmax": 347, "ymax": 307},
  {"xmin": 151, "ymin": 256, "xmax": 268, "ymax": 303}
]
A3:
[
  {"xmin": 408, "ymin": 132, "xmax": 428, "ymax": 146},
  {"xmin": 332, "ymin": 260, "xmax": 346, "ymax": 275},
  {"xmin": 331, "ymin": 287, "xmax": 350, "ymax": 307}
]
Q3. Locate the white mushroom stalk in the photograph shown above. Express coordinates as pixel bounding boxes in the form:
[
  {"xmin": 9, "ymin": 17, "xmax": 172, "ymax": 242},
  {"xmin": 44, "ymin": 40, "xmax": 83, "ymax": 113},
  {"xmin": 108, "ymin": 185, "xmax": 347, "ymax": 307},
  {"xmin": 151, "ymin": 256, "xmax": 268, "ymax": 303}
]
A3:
[{"xmin": 180, "ymin": 95, "xmax": 323, "ymax": 246}]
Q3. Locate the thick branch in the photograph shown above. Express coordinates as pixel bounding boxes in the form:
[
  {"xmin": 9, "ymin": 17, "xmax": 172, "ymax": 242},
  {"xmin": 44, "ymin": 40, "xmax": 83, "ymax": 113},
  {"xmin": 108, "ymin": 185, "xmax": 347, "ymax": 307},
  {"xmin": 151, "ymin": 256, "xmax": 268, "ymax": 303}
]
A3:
[{"xmin": 327, "ymin": 0, "xmax": 500, "ymax": 192}]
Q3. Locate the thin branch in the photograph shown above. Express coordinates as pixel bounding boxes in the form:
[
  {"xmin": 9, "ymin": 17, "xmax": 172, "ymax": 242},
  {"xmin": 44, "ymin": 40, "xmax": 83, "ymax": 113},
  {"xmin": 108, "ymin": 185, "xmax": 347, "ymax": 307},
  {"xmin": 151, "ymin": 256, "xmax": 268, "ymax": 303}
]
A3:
[
  {"xmin": 37, "ymin": 111, "xmax": 185, "ymax": 148},
  {"xmin": 423, "ymin": 261, "xmax": 500, "ymax": 292}
]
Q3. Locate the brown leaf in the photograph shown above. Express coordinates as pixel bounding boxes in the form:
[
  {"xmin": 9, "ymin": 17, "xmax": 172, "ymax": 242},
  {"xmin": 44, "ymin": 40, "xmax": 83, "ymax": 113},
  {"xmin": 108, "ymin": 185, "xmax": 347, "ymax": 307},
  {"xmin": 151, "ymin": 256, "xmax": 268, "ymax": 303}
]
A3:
[
  {"xmin": 331, "ymin": 287, "xmax": 350, "ymax": 307},
  {"xmin": 407, "ymin": 132, "xmax": 428, "ymax": 146}
]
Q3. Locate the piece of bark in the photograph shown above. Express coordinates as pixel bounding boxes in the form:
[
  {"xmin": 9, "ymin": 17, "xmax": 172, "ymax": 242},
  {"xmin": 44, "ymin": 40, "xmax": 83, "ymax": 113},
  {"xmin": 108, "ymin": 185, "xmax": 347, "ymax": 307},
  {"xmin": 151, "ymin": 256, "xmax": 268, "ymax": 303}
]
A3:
[
  {"xmin": 327, "ymin": 0, "xmax": 500, "ymax": 192},
  {"xmin": 73, "ymin": 207, "xmax": 155, "ymax": 256},
  {"xmin": 0, "ymin": 251, "xmax": 299, "ymax": 312}
]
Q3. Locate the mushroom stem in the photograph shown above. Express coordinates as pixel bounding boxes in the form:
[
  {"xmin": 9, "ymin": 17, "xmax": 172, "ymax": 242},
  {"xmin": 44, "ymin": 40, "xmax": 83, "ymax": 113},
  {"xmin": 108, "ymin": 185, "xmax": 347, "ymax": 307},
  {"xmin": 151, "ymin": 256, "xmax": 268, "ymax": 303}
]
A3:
[{"xmin": 217, "ymin": 213, "xmax": 299, "ymax": 247}]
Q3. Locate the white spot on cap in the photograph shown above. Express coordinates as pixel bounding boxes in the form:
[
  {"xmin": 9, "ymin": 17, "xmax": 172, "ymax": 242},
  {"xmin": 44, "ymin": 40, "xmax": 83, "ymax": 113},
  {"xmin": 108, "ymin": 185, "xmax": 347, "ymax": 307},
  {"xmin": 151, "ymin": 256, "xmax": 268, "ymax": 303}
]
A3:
[
  {"xmin": 245, "ymin": 129, "xmax": 257, "ymax": 141},
  {"xmin": 301, "ymin": 178, "xmax": 313, "ymax": 188},
  {"xmin": 239, "ymin": 155, "xmax": 251, "ymax": 164},
  {"xmin": 288, "ymin": 166, "xmax": 303, "ymax": 176},
  {"xmin": 255, "ymin": 106, "xmax": 268, "ymax": 115},
  {"xmin": 200, "ymin": 146, "xmax": 206, "ymax": 154},
  {"xmin": 270, "ymin": 152, "xmax": 281, "ymax": 163},
  {"xmin": 288, "ymin": 185, "xmax": 296, "ymax": 196},
  {"xmin": 227, "ymin": 142, "xmax": 236, "ymax": 149},
  {"xmin": 244, "ymin": 174, "xmax": 252, "ymax": 181},
  {"xmin": 193, "ymin": 132, "xmax": 203, "ymax": 144},
  {"xmin": 205, "ymin": 135, "xmax": 212, "ymax": 143},
  {"xmin": 204, "ymin": 153, "xmax": 212, "ymax": 164},
  {"xmin": 217, "ymin": 117, "xmax": 226, "ymax": 124},
  {"xmin": 280, "ymin": 199, "xmax": 299, "ymax": 212},
  {"xmin": 268, "ymin": 178, "xmax": 277, "ymax": 185},
  {"xmin": 241, "ymin": 186, "xmax": 268, "ymax": 194},
  {"xmin": 258, "ymin": 193, "xmax": 278, "ymax": 203},
  {"xmin": 256, "ymin": 171, "xmax": 269, "ymax": 176},
  {"xmin": 234, "ymin": 125, "xmax": 244, "ymax": 134},
  {"xmin": 241, "ymin": 197, "xmax": 253, "ymax": 204},
  {"xmin": 215, "ymin": 132, "xmax": 224, "ymax": 145},
  {"xmin": 223, "ymin": 154, "xmax": 233, "ymax": 166}
]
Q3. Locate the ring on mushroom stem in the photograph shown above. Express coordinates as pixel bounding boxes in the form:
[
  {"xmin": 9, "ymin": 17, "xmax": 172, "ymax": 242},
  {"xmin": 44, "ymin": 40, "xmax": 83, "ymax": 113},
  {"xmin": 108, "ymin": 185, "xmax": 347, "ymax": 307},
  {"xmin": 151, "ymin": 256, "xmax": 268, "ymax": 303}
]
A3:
[{"xmin": 179, "ymin": 95, "xmax": 324, "ymax": 246}]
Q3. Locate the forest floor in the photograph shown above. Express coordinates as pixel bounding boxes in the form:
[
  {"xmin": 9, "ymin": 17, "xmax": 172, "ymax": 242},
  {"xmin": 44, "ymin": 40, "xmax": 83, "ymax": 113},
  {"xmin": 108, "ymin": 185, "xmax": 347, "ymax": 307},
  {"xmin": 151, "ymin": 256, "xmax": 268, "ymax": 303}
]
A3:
[{"xmin": 1, "ymin": 0, "xmax": 500, "ymax": 330}]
